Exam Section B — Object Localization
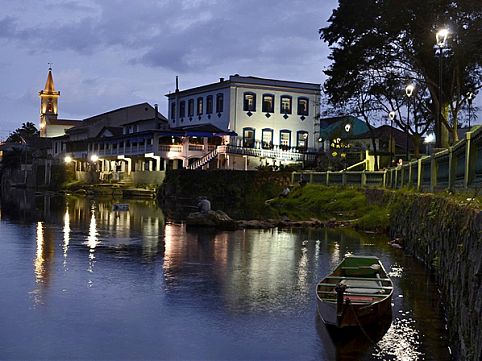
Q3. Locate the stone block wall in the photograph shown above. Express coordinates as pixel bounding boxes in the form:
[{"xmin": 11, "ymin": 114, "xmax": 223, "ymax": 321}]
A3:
[{"xmin": 366, "ymin": 189, "xmax": 482, "ymax": 361}]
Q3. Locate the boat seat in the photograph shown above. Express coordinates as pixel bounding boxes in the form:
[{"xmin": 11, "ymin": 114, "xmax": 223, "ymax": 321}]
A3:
[{"xmin": 340, "ymin": 279, "xmax": 382, "ymax": 294}]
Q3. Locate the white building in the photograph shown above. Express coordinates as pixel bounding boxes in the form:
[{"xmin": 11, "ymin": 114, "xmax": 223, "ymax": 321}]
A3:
[{"xmin": 166, "ymin": 75, "xmax": 321, "ymax": 169}]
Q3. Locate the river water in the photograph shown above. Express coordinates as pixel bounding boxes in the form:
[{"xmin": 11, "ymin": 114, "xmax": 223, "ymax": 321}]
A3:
[{"xmin": 0, "ymin": 190, "xmax": 451, "ymax": 360}]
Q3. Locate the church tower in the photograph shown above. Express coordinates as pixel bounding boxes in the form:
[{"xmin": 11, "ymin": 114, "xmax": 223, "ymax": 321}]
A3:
[{"xmin": 39, "ymin": 66, "xmax": 60, "ymax": 137}]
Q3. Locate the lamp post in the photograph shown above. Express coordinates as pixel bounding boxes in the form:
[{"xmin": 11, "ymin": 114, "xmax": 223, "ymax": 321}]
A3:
[
  {"xmin": 467, "ymin": 92, "xmax": 474, "ymax": 129},
  {"xmin": 388, "ymin": 111, "xmax": 396, "ymax": 165},
  {"xmin": 435, "ymin": 28, "xmax": 449, "ymax": 148},
  {"xmin": 405, "ymin": 84, "xmax": 415, "ymax": 161}
]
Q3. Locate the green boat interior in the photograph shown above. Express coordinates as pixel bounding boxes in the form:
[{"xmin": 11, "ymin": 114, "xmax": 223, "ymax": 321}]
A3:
[{"xmin": 317, "ymin": 256, "xmax": 393, "ymax": 304}]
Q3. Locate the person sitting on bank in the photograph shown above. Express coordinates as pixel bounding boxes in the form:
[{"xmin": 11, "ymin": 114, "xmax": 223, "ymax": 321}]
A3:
[
  {"xmin": 279, "ymin": 187, "xmax": 290, "ymax": 198},
  {"xmin": 197, "ymin": 196, "xmax": 211, "ymax": 214}
]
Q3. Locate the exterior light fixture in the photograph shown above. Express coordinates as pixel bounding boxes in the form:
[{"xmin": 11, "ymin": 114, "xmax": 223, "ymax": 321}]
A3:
[
  {"xmin": 318, "ymin": 137, "xmax": 323, "ymax": 142},
  {"xmin": 344, "ymin": 123, "xmax": 351, "ymax": 132},
  {"xmin": 436, "ymin": 28, "xmax": 449, "ymax": 47},
  {"xmin": 405, "ymin": 84, "xmax": 415, "ymax": 97},
  {"xmin": 90, "ymin": 154, "xmax": 99, "ymax": 162},
  {"xmin": 64, "ymin": 155, "xmax": 72, "ymax": 164},
  {"xmin": 424, "ymin": 133, "xmax": 436, "ymax": 144},
  {"xmin": 389, "ymin": 111, "xmax": 396, "ymax": 120}
]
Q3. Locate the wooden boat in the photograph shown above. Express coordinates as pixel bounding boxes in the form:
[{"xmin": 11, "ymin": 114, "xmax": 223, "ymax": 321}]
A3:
[{"xmin": 316, "ymin": 255, "xmax": 393, "ymax": 329}]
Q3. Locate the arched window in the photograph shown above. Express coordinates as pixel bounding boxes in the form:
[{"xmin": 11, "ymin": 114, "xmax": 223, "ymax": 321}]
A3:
[
  {"xmin": 279, "ymin": 130, "xmax": 291, "ymax": 150},
  {"xmin": 216, "ymin": 93, "xmax": 224, "ymax": 113},
  {"xmin": 243, "ymin": 127, "xmax": 255, "ymax": 148},
  {"xmin": 262, "ymin": 94, "xmax": 275, "ymax": 113},
  {"xmin": 243, "ymin": 92, "xmax": 256, "ymax": 112},
  {"xmin": 297, "ymin": 97, "xmax": 309, "ymax": 116},
  {"xmin": 297, "ymin": 131, "xmax": 309, "ymax": 151},
  {"xmin": 280, "ymin": 95, "xmax": 292, "ymax": 114},
  {"xmin": 262, "ymin": 128, "xmax": 273, "ymax": 149},
  {"xmin": 197, "ymin": 97, "xmax": 203, "ymax": 115}
]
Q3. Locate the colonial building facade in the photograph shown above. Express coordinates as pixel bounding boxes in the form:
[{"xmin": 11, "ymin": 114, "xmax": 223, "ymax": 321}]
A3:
[
  {"xmin": 40, "ymin": 69, "xmax": 322, "ymax": 185},
  {"xmin": 167, "ymin": 75, "xmax": 321, "ymax": 156}
]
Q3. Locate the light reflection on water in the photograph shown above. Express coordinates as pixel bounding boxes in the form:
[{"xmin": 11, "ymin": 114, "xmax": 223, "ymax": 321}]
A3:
[{"xmin": 0, "ymin": 191, "xmax": 450, "ymax": 360}]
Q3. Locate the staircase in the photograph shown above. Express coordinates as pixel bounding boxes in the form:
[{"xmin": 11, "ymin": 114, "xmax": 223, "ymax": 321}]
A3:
[{"xmin": 188, "ymin": 148, "xmax": 219, "ymax": 170}]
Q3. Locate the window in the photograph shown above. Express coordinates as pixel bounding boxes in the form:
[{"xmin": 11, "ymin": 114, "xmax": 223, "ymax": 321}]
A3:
[
  {"xmin": 297, "ymin": 131, "xmax": 309, "ymax": 151},
  {"xmin": 280, "ymin": 130, "xmax": 291, "ymax": 150},
  {"xmin": 206, "ymin": 95, "xmax": 213, "ymax": 114},
  {"xmin": 243, "ymin": 128, "xmax": 255, "ymax": 148},
  {"xmin": 297, "ymin": 97, "xmax": 309, "ymax": 116},
  {"xmin": 280, "ymin": 95, "xmax": 292, "ymax": 114},
  {"xmin": 171, "ymin": 102, "xmax": 176, "ymax": 120},
  {"xmin": 262, "ymin": 94, "xmax": 274, "ymax": 113},
  {"xmin": 180, "ymin": 101, "xmax": 186, "ymax": 117},
  {"xmin": 243, "ymin": 92, "xmax": 256, "ymax": 111},
  {"xmin": 262, "ymin": 128, "xmax": 273, "ymax": 149},
  {"xmin": 197, "ymin": 97, "xmax": 203, "ymax": 115},
  {"xmin": 216, "ymin": 93, "xmax": 224, "ymax": 113},
  {"xmin": 188, "ymin": 99, "xmax": 194, "ymax": 117}
]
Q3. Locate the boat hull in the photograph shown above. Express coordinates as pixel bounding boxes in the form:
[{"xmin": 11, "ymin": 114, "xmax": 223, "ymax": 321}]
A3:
[{"xmin": 315, "ymin": 255, "xmax": 393, "ymax": 329}]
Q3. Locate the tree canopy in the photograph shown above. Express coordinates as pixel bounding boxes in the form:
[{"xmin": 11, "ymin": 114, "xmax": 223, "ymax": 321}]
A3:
[
  {"xmin": 320, "ymin": 0, "xmax": 482, "ymax": 147},
  {"xmin": 6, "ymin": 122, "xmax": 39, "ymax": 143}
]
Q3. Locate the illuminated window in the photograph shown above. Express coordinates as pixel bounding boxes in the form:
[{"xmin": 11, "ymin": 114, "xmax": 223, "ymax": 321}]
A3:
[
  {"xmin": 206, "ymin": 95, "xmax": 213, "ymax": 114},
  {"xmin": 262, "ymin": 94, "xmax": 274, "ymax": 113},
  {"xmin": 243, "ymin": 92, "xmax": 256, "ymax": 111},
  {"xmin": 280, "ymin": 130, "xmax": 291, "ymax": 150},
  {"xmin": 297, "ymin": 131, "xmax": 309, "ymax": 151},
  {"xmin": 243, "ymin": 127, "xmax": 255, "ymax": 148},
  {"xmin": 171, "ymin": 102, "xmax": 176, "ymax": 120},
  {"xmin": 297, "ymin": 98, "xmax": 309, "ymax": 116},
  {"xmin": 280, "ymin": 96, "xmax": 292, "ymax": 114},
  {"xmin": 197, "ymin": 97, "xmax": 203, "ymax": 115},
  {"xmin": 262, "ymin": 128, "xmax": 273, "ymax": 149},
  {"xmin": 188, "ymin": 99, "xmax": 194, "ymax": 117},
  {"xmin": 216, "ymin": 94, "xmax": 224, "ymax": 113},
  {"xmin": 180, "ymin": 101, "xmax": 186, "ymax": 117}
]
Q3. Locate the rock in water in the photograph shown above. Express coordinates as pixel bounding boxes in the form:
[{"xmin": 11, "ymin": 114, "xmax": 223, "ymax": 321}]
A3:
[{"xmin": 187, "ymin": 210, "xmax": 237, "ymax": 230}]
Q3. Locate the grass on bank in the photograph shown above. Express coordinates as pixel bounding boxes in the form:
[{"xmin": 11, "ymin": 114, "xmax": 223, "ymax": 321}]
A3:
[{"xmin": 268, "ymin": 184, "xmax": 390, "ymax": 232}]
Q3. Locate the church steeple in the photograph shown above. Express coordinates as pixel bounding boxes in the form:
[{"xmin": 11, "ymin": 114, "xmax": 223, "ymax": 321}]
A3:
[{"xmin": 39, "ymin": 65, "xmax": 60, "ymax": 137}]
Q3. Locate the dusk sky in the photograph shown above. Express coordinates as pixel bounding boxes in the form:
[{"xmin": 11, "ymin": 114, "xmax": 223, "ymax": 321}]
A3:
[{"xmin": 0, "ymin": 0, "xmax": 338, "ymax": 138}]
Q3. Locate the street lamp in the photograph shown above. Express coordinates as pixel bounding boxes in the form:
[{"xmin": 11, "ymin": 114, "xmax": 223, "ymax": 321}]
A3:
[
  {"xmin": 467, "ymin": 92, "xmax": 474, "ymax": 129},
  {"xmin": 405, "ymin": 84, "xmax": 415, "ymax": 161},
  {"xmin": 388, "ymin": 111, "xmax": 396, "ymax": 165},
  {"xmin": 435, "ymin": 28, "xmax": 449, "ymax": 148}
]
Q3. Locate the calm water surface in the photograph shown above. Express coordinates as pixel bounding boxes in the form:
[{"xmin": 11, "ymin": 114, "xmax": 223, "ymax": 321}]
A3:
[{"xmin": 0, "ymin": 190, "xmax": 450, "ymax": 360}]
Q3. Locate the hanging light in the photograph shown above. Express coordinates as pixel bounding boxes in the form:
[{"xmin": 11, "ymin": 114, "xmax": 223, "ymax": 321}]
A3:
[
  {"xmin": 405, "ymin": 84, "xmax": 415, "ymax": 97},
  {"xmin": 436, "ymin": 28, "xmax": 449, "ymax": 47}
]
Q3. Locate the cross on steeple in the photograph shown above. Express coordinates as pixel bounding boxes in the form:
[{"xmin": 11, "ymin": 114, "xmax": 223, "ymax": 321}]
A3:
[{"xmin": 48, "ymin": 62, "xmax": 53, "ymax": 70}]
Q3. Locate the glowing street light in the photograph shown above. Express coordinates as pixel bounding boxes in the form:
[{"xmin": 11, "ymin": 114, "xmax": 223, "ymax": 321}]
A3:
[
  {"xmin": 64, "ymin": 155, "xmax": 72, "ymax": 164},
  {"xmin": 434, "ymin": 28, "xmax": 450, "ymax": 148},
  {"xmin": 467, "ymin": 92, "xmax": 474, "ymax": 129},
  {"xmin": 405, "ymin": 83, "xmax": 415, "ymax": 161},
  {"xmin": 388, "ymin": 111, "xmax": 396, "ymax": 165},
  {"xmin": 90, "ymin": 154, "xmax": 99, "ymax": 162},
  {"xmin": 436, "ymin": 28, "xmax": 449, "ymax": 47}
]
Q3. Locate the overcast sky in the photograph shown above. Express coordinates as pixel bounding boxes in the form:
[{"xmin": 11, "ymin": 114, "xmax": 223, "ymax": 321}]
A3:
[{"xmin": 0, "ymin": 0, "xmax": 339, "ymax": 138}]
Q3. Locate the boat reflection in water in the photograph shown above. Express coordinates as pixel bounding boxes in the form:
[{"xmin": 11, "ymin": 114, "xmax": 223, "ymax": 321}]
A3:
[{"xmin": 316, "ymin": 313, "xmax": 392, "ymax": 360}]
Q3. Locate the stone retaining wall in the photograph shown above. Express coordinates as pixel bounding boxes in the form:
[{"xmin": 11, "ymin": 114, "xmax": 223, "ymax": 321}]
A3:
[{"xmin": 366, "ymin": 189, "xmax": 482, "ymax": 361}]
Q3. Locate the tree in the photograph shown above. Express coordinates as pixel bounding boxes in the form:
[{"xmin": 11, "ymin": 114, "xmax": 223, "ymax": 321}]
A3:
[
  {"xmin": 320, "ymin": 0, "xmax": 482, "ymax": 148},
  {"xmin": 6, "ymin": 122, "xmax": 39, "ymax": 143}
]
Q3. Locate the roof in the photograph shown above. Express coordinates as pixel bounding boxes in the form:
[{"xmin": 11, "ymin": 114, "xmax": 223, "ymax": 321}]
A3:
[
  {"xmin": 95, "ymin": 126, "xmax": 123, "ymax": 138},
  {"xmin": 39, "ymin": 68, "xmax": 59, "ymax": 96},
  {"xmin": 166, "ymin": 74, "xmax": 321, "ymax": 98},
  {"xmin": 352, "ymin": 125, "xmax": 415, "ymax": 150},
  {"xmin": 171, "ymin": 123, "xmax": 237, "ymax": 136},
  {"xmin": 319, "ymin": 115, "xmax": 370, "ymax": 139},
  {"xmin": 49, "ymin": 118, "xmax": 82, "ymax": 126}
]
